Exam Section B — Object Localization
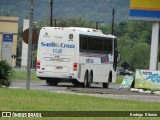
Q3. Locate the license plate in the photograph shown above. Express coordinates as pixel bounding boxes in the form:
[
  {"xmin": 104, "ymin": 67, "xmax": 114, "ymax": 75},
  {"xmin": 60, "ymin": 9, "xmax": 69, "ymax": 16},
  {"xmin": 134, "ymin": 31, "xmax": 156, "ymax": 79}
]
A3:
[{"xmin": 56, "ymin": 66, "xmax": 63, "ymax": 69}]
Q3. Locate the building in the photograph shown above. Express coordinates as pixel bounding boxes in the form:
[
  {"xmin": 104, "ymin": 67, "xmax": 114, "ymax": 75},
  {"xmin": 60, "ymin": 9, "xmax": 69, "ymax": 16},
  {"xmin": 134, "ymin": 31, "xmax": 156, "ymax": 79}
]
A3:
[
  {"xmin": 21, "ymin": 19, "xmax": 29, "ymax": 69},
  {"xmin": 0, "ymin": 16, "xmax": 19, "ymax": 67}
]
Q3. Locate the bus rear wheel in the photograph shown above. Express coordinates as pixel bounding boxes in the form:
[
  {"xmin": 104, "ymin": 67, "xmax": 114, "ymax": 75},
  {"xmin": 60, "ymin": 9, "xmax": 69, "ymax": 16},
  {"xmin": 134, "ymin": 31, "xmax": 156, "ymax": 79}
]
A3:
[
  {"xmin": 83, "ymin": 71, "xmax": 92, "ymax": 88},
  {"xmin": 46, "ymin": 79, "xmax": 58, "ymax": 86},
  {"xmin": 88, "ymin": 72, "xmax": 93, "ymax": 88},
  {"xmin": 84, "ymin": 72, "xmax": 88, "ymax": 88},
  {"xmin": 103, "ymin": 74, "xmax": 111, "ymax": 88}
]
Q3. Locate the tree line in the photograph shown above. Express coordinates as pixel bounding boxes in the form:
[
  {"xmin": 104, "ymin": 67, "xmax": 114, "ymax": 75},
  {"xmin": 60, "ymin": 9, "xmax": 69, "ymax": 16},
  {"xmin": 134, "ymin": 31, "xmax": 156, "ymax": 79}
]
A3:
[
  {"xmin": 0, "ymin": 0, "xmax": 129, "ymax": 23},
  {"xmin": 18, "ymin": 17, "xmax": 152, "ymax": 70}
]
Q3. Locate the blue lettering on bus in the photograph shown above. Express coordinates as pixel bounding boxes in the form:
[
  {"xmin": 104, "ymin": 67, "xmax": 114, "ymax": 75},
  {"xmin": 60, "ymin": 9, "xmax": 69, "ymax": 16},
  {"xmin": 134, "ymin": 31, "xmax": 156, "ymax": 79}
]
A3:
[
  {"xmin": 41, "ymin": 42, "xmax": 60, "ymax": 47},
  {"xmin": 53, "ymin": 49, "xmax": 62, "ymax": 53},
  {"xmin": 86, "ymin": 58, "xmax": 94, "ymax": 63},
  {"xmin": 41, "ymin": 42, "xmax": 75, "ymax": 48},
  {"xmin": 145, "ymin": 73, "xmax": 160, "ymax": 83},
  {"xmin": 60, "ymin": 43, "xmax": 75, "ymax": 48}
]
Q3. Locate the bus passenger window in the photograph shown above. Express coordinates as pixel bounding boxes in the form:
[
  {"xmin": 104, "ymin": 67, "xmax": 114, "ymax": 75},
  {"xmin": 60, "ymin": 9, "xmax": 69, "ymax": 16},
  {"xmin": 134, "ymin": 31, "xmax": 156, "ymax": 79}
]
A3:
[
  {"xmin": 88, "ymin": 37, "xmax": 92, "ymax": 51},
  {"xmin": 92, "ymin": 38, "xmax": 97, "ymax": 51}
]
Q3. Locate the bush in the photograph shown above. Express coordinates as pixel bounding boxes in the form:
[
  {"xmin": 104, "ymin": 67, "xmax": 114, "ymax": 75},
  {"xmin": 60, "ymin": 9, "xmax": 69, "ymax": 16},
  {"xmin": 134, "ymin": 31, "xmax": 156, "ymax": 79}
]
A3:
[{"xmin": 0, "ymin": 60, "xmax": 13, "ymax": 87}]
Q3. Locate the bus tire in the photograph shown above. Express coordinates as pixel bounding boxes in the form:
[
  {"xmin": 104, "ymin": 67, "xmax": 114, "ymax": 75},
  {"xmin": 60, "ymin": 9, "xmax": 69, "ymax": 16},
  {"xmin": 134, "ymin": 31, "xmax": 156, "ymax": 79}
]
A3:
[
  {"xmin": 46, "ymin": 79, "xmax": 58, "ymax": 86},
  {"xmin": 103, "ymin": 83, "xmax": 109, "ymax": 88},
  {"xmin": 88, "ymin": 72, "xmax": 93, "ymax": 88},
  {"xmin": 84, "ymin": 71, "xmax": 88, "ymax": 88},
  {"xmin": 103, "ymin": 72, "xmax": 112, "ymax": 88}
]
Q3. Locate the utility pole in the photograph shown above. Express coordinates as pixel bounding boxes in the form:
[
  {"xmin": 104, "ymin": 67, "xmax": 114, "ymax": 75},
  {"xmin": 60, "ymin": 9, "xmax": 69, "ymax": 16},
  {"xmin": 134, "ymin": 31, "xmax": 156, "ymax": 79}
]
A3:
[
  {"xmin": 112, "ymin": 9, "xmax": 115, "ymax": 35},
  {"xmin": 54, "ymin": 18, "xmax": 57, "ymax": 27},
  {"xmin": 26, "ymin": 0, "xmax": 34, "ymax": 90},
  {"xmin": 96, "ymin": 21, "xmax": 98, "ymax": 29},
  {"xmin": 50, "ymin": 0, "xmax": 53, "ymax": 27}
]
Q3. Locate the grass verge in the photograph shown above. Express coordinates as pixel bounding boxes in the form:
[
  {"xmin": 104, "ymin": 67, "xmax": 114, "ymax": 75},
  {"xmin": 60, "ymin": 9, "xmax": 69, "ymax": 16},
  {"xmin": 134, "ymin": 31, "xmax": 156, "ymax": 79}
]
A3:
[
  {"xmin": 115, "ymin": 75, "xmax": 124, "ymax": 84},
  {"xmin": 0, "ymin": 88, "xmax": 159, "ymax": 111},
  {"xmin": 12, "ymin": 70, "xmax": 40, "ymax": 82},
  {"xmin": 12, "ymin": 71, "xmax": 125, "ymax": 84},
  {"xmin": 0, "ymin": 88, "xmax": 159, "ymax": 120}
]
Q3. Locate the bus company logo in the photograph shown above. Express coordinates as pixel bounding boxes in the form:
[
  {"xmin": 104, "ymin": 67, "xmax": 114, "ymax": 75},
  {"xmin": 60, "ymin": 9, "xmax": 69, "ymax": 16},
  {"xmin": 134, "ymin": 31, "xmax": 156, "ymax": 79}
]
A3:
[
  {"xmin": 41, "ymin": 42, "xmax": 75, "ymax": 48},
  {"xmin": 41, "ymin": 42, "xmax": 61, "ymax": 47},
  {"xmin": 43, "ymin": 33, "xmax": 50, "ymax": 38},
  {"xmin": 68, "ymin": 34, "xmax": 74, "ymax": 42},
  {"xmin": 69, "ymin": 34, "xmax": 73, "ymax": 39}
]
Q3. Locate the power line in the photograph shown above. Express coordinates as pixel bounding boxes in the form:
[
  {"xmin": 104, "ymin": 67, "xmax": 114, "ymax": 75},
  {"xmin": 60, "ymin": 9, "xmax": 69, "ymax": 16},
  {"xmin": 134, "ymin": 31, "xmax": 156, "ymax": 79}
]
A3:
[
  {"xmin": 102, "ymin": 0, "xmax": 112, "ymax": 13},
  {"xmin": 50, "ymin": 0, "xmax": 53, "ymax": 27}
]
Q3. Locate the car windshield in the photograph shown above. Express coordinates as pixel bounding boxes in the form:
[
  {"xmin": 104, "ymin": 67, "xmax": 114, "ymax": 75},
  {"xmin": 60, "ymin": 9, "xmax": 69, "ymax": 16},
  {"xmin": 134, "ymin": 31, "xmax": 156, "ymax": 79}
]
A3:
[{"xmin": 117, "ymin": 67, "xmax": 124, "ymax": 72}]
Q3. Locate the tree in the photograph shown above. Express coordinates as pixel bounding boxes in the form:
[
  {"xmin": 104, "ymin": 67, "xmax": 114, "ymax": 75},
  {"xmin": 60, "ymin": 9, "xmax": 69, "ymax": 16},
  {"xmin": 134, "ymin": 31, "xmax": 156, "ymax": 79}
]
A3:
[
  {"xmin": 20, "ymin": 18, "xmax": 152, "ymax": 71},
  {"xmin": 114, "ymin": 21, "xmax": 152, "ymax": 70},
  {"xmin": 0, "ymin": 60, "xmax": 13, "ymax": 87},
  {"xmin": 129, "ymin": 43, "xmax": 150, "ymax": 70}
]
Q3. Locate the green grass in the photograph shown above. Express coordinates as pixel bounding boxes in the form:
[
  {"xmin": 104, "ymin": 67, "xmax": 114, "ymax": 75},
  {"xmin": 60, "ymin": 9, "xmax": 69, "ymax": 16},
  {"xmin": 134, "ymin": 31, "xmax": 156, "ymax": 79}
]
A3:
[
  {"xmin": 0, "ymin": 89, "xmax": 159, "ymax": 120},
  {"xmin": 12, "ymin": 71, "xmax": 40, "ymax": 82},
  {"xmin": 13, "ymin": 71, "xmax": 124, "ymax": 84},
  {"xmin": 115, "ymin": 75, "xmax": 124, "ymax": 84},
  {"xmin": 2, "ymin": 73, "xmax": 159, "ymax": 120},
  {"xmin": 0, "ymin": 88, "xmax": 159, "ymax": 111},
  {"xmin": 0, "ymin": 88, "xmax": 159, "ymax": 120}
]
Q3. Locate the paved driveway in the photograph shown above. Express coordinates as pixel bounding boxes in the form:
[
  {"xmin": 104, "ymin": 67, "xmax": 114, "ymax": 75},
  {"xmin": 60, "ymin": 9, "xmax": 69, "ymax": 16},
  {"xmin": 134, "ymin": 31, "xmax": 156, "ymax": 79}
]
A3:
[{"xmin": 10, "ymin": 81, "xmax": 160, "ymax": 102}]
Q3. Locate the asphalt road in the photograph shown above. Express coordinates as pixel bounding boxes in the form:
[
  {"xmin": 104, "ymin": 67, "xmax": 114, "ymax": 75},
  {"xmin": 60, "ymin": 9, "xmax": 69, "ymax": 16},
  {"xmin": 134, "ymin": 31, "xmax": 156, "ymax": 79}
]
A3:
[{"xmin": 10, "ymin": 81, "xmax": 160, "ymax": 102}]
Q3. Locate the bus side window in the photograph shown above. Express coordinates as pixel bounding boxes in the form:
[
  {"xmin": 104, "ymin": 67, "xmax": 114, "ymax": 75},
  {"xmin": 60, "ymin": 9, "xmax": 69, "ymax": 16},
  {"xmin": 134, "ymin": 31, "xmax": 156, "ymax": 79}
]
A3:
[
  {"xmin": 97, "ymin": 38, "xmax": 103, "ymax": 52},
  {"xmin": 80, "ymin": 36, "xmax": 83, "ymax": 51},
  {"xmin": 104, "ymin": 38, "xmax": 112, "ymax": 53},
  {"xmin": 88, "ymin": 37, "xmax": 92, "ymax": 51},
  {"xmin": 83, "ymin": 36, "xmax": 88, "ymax": 50},
  {"xmin": 92, "ymin": 38, "xmax": 97, "ymax": 52},
  {"xmin": 80, "ymin": 35, "xmax": 88, "ymax": 51}
]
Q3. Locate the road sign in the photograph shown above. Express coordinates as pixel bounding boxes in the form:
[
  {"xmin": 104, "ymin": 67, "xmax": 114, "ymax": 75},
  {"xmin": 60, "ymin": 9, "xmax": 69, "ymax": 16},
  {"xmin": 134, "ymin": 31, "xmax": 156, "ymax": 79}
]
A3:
[
  {"xmin": 2, "ymin": 33, "xmax": 13, "ymax": 65},
  {"xmin": 22, "ymin": 28, "xmax": 38, "ymax": 44},
  {"xmin": 2, "ymin": 33, "xmax": 13, "ymax": 42},
  {"xmin": 135, "ymin": 69, "xmax": 160, "ymax": 90},
  {"xmin": 129, "ymin": 0, "xmax": 160, "ymax": 21}
]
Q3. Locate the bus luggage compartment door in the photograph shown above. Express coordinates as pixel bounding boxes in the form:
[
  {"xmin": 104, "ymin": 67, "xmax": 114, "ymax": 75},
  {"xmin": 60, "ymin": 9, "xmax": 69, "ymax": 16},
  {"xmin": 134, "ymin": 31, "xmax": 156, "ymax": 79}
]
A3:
[{"xmin": 42, "ymin": 55, "xmax": 73, "ymax": 73}]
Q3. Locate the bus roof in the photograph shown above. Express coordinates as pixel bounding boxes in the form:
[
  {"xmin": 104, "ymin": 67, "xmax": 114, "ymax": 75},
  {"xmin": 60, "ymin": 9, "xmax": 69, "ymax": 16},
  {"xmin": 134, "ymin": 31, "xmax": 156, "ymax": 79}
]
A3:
[{"xmin": 41, "ymin": 27, "xmax": 116, "ymax": 39}]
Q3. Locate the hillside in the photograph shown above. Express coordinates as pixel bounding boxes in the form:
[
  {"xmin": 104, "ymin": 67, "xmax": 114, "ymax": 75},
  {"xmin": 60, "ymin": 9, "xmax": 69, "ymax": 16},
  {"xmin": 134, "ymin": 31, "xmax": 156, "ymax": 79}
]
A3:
[{"xmin": 0, "ymin": 0, "xmax": 130, "ymax": 24}]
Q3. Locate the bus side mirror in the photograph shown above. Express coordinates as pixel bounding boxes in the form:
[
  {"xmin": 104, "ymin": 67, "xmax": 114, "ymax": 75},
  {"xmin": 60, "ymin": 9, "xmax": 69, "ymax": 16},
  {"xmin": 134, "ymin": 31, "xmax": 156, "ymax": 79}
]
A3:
[
  {"xmin": 113, "ymin": 49, "xmax": 118, "ymax": 71},
  {"xmin": 117, "ymin": 52, "xmax": 120, "ymax": 62}
]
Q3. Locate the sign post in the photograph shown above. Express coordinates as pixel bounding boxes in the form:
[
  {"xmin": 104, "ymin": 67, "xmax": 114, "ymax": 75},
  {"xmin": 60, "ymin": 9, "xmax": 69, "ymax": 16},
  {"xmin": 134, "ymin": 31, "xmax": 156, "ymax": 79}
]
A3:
[
  {"xmin": 149, "ymin": 23, "xmax": 159, "ymax": 70},
  {"xmin": 129, "ymin": 0, "xmax": 160, "ymax": 90},
  {"xmin": 26, "ymin": 0, "xmax": 34, "ymax": 90},
  {"xmin": 129, "ymin": 0, "xmax": 160, "ymax": 70},
  {"xmin": 2, "ymin": 33, "xmax": 13, "ymax": 65}
]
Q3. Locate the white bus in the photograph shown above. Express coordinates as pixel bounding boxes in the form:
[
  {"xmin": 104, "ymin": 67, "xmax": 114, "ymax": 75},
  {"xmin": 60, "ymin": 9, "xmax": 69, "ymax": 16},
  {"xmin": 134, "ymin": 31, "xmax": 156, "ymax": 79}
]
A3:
[{"xmin": 36, "ymin": 27, "xmax": 118, "ymax": 88}]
